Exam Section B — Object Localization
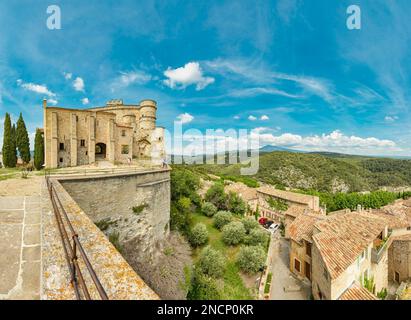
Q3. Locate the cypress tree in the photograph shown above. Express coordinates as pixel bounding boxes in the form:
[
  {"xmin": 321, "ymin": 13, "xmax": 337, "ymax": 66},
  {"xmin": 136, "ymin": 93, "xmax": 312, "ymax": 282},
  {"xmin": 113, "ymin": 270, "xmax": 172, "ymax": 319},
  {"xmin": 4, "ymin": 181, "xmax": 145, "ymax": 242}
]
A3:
[
  {"xmin": 16, "ymin": 113, "xmax": 31, "ymax": 163},
  {"xmin": 11, "ymin": 124, "xmax": 17, "ymax": 166},
  {"xmin": 34, "ymin": 129, "xmax": 44, "ymax": 170},
  {"xmin": 2, "ymin": 113, "xmax": 16, "ymax": 167}
]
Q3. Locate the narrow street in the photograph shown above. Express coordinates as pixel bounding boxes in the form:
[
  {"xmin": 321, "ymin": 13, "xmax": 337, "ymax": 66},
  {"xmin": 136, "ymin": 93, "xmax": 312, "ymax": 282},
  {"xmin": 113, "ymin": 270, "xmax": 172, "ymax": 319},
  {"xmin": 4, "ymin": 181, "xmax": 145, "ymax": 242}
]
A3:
[{"xmin": 270, "ymin": 237, "xmax": 311, "ymax": 300}]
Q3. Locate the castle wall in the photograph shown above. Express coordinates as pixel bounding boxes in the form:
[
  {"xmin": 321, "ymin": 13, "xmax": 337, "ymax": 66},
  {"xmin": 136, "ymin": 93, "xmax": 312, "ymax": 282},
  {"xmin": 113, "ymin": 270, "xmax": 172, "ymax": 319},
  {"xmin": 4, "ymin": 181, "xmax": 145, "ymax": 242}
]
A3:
[{"xmin": 59, "ymin": 170, "xmax": 171, "ymax": 266}]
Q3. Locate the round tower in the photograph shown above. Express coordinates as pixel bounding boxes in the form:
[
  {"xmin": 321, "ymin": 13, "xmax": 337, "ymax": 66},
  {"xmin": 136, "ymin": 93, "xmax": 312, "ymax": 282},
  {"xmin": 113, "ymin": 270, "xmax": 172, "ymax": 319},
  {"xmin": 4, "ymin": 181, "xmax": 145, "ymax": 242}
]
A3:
[{"xmin": 139, "ymin": 99, "xmax": 157, "ymax": 131}]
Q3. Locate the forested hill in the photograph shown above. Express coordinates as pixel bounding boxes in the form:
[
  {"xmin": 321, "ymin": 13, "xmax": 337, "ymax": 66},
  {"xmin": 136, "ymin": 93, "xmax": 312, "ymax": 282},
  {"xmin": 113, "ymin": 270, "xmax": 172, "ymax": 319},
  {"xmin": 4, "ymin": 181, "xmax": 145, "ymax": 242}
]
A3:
[{"xmin": 186, "ymin": 151, "xmax": 411, "ymax": 193}]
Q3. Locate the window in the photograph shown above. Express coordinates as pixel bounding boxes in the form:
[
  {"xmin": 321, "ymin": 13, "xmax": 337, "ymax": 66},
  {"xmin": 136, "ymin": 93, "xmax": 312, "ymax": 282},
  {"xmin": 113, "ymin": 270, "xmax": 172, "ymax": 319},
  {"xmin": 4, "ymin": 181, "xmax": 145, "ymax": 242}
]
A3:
[
  {"xmin": 121, "ymin": 145, "xmax": 129, "ymax": 154},
  {"xmin": 59, "ymin": 143, "xmax": 65, "ymax": 151},
  {"xmin": 86, "ymin": 151, "xmax": 88, "ymax": 156},
  {"xmin": 306, "ymin": 242, "xmax": 312, "ymax": 257},
  {"xmin": 121, "ymin": 130, "xmax": 126, "ymax": 137},
  {"xmin": 80, "ymin": 139, "xmax": 85, "ymax": 147},
  {"xmin": 395, "ymin": 271, "xmax": 400, "ymax": 283},
  {"xmin": 59, "ymin": 158, "xmax": 63, "ymax": 163},
  {"xmin": 407, "ymin": 226, "xmax": 411, "ymax": 231},
  {"xmin": 294, "ymin": 259, "xmax": 301, "ymax": 272}
]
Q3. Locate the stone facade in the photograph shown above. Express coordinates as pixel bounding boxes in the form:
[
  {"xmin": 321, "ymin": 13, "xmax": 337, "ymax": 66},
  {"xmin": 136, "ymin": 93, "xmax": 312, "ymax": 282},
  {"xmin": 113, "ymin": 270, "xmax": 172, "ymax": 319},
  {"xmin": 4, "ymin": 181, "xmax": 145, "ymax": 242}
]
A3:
[
  {"xmin": 43, "ymin": 99, "xmax": 165, "ymax": 168},
  {"xmin": 388, "ymin": 236, "xmax": 411, "ymax": 283},
  {"xmin": 58, "ymin": 169, "xmax": 170, "ymax": 266}
]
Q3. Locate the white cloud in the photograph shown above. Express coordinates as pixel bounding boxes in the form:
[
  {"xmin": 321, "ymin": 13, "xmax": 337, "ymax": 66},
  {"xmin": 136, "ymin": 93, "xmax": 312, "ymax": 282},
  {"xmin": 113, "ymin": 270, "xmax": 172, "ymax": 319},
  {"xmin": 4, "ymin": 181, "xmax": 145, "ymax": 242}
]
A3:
[
  {"xmin": 260, "ymin": 115, "xmax": 269, "ymax": 121},
  {"xmin": 82, "ymin": 98, "xmax": 90, "ymax": 105},
  {"xmin": 17, "ymin": 79, "xmax": 56, "ymax": 97},
  {"xmin": 48, "ymin": 98, "xmax": 58, "ymax": 105},
  {"xmin": 176, "ymin": 113, "xmax": 194, "ymax": 124},
  {"xmin": 251, "ymin": 129, "xmax": 397, "ymax": 152},
  {"xmin": 63, "ymin": 72, "xmax": 72, "ymax": 80},
  {"xmin": 73, "ymin": 77, "xmax": 85, "ymax": 92},
  {"xmin": 164, "ymin": 62, "xmax": 215, "ymax": 90},
  {"xmin": 248, "ymin": 115, "xmax": 257, "ymax": 121},
  {"xmin": 120, "ymin": 70, "xmax": 151, "ymax": 86},
  {"xmin": 384, "ymin": 115, "xmax": 398, "ymax": 123},
  {"xmin": 233, "ymin": 115, "xmax": 240, "ymax": 120}
]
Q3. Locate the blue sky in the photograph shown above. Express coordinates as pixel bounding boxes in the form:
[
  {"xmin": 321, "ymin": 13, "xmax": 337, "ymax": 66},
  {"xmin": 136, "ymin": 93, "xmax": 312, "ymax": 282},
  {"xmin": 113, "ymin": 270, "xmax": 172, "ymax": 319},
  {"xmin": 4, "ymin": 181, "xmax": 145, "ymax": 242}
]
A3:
[{"xmin": 1, "ymin": 0, "xmax": 411, "ymax": 156}]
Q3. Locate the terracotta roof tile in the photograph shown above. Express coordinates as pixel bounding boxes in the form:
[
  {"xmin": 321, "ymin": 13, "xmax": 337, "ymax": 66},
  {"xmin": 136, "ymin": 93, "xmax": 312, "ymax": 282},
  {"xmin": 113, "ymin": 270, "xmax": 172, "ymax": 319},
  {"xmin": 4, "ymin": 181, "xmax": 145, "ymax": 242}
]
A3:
[
  {"xmin": 339, "ymin": 283, "xmax": 377, "ymax": 300},
  {"xmin": 289, "ymin": 213, "xmax": 326, "ymax": 244},
  {"xmin": 257, "ymin": 185, "xmax": 316, "ymax": 205},
  {"xmin": 313, "ymin": 211, "xmax": 387, "ymax": 279}
]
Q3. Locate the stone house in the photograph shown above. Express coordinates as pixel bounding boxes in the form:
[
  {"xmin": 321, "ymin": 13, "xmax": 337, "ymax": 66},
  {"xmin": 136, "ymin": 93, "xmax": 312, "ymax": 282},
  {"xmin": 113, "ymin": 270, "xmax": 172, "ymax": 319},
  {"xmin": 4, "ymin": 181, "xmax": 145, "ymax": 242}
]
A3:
[
  {"xmin": 288, "ymin": 213, "xmax": 326, "ymax": 282},
  {"xmin": 43, "ymin": 99, "xmax": 165, "ymax": 168},
  {"xmin": 311, "ymin": 211, "xmax": 389, "ymax": 300}
]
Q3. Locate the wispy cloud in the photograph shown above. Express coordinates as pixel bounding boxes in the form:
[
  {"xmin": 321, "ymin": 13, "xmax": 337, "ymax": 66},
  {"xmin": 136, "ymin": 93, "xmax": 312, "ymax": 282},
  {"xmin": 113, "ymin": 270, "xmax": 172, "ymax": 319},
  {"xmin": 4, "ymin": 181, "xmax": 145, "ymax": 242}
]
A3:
[{"xmin": 17, "ymin": 79, "xmax": 56, "ymax": 97}]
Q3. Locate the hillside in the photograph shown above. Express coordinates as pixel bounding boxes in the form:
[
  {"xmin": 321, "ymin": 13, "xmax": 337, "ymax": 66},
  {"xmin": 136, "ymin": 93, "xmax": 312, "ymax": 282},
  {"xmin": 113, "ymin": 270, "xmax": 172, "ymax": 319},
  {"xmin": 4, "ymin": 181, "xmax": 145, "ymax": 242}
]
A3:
[{"xmin": 184, "ymin": 151, "xmax": 411, "ymax": 193}]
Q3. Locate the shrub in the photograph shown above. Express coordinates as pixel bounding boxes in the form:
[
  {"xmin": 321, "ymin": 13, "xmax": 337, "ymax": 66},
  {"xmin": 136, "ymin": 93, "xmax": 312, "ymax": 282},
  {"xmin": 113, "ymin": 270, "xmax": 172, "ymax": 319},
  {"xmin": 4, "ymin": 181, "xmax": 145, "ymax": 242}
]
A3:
[
  {"xmin": 221, "ymin": 221, "xmax": 246, "ymax": 246},
  {"xmin": 241, "ymin": 217, "xmax": 260, "ymax": 233},
  {"xmin": 187, "ymin": 271, "xmax": 221, "ymax": 300},
  {"xmin": 377, "ymin": 288, "xmax": 388, "ymax": 300},
  {"xmin": 197, "ymin": 246, "xmax": 225, "ymax": 278},
  {"xmin": 205, "ymin": 183, "xmax": 227, "ymax": 210},
  {"xmin": 189, "ymin": 223, "xmax": 209, "ymax": 247},
  {"xmin": 213, "ymin": 211, "xmax": 233, "ymax": 230},
  {"xmin": 201, "ymin": 202, "xmax": 217, "ymax": 217},
  {"xmin": 245, "ymin": 228, "xmax": 269, "ymax": 246},
  {"xmin": 227, "ymin": 192, "xmax": 247, "ymax": 216},
  {"xmin": 237, "ymin": 245, "xmax": 266, "ymax": 274}
]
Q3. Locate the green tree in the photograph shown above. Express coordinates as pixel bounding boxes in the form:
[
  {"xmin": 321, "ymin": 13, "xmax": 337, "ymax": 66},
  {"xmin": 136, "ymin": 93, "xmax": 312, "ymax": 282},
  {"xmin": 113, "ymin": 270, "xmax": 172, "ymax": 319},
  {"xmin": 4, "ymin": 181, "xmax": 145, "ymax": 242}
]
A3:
[
  {"xmin": 221, "ymin": 221, "xmax": 246, "ymax": 246},
  {"xmin": 33, "ymin": 129, "xmax": 45, "ymax": 170},
  {"xmin": 201, "ymin": 202, "xmax": 218, "ymax": 217},
  {"xmin": 187, "ymin": 271, "xmax": 221, "ymax": 300},
  {"xmin": 241, "ymin": 217, "xmax": 260, "ymax": 234},
  {"xmin": 237, "ymin": 245, "xmax": 266, "ymax": 274},
  {"xmin": 205, "ymin": 183, "xmax": 227, "ymax": 210},
  {"xmin": 16, "ymin": 113, "xmax": 31, "ymax": 163},
  {"xmin": 197, "ymin": 246, "xmax": 225, "ymax": 278},
  {"xmin": 2, "ymin": 113, "xmax": 17, "ymax": 167},
  {"xmin": 213, "ymin": 211, "xmax": 233, "ymax": 230},
  {"xmin": 227, "ymin": 191, "xmax": 247, "ymax": 216},
  {"xmin": 244, "ymin": 228, "xmax": 269, "ymax": 246},
  {"xmin": 189, "ymin": 223, "xmax": 208, "ymax": 247},
  {"xmin": 171, "ymin": 168, "xmax": 201, "ymax": 205}
]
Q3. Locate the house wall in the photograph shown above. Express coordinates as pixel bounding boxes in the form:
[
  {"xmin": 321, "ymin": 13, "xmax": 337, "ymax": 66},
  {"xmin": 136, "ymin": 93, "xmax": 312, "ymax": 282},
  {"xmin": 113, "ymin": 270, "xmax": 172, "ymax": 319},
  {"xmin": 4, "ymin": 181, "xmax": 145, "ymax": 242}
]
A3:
[
  {"xmin": 290, "ymin": 240, "xmax": 312, "ymax": 281},
  {"xmin": 388, "ymin": 240, "xmax": 411, "ymax": 283}
]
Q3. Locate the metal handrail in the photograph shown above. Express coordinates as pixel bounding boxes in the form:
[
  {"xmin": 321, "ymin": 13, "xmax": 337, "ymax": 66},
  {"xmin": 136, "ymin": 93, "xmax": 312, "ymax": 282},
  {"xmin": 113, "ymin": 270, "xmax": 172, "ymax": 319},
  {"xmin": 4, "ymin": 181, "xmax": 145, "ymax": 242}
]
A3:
[{"xmin": 46, "ymin": 175, "xmax": 109, "ymax": 300}]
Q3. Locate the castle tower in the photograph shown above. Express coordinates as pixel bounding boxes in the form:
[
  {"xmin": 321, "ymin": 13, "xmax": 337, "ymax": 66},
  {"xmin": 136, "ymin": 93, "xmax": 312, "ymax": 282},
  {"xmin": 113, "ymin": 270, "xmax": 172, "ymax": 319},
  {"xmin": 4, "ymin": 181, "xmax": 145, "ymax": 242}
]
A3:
[
  {"xmin": 137, "ymin": 100, "xmax": 157, "ymax": 159},
  {"xmin": 139, "ymin": 100, "xmax": 157, "ymax": 131}
]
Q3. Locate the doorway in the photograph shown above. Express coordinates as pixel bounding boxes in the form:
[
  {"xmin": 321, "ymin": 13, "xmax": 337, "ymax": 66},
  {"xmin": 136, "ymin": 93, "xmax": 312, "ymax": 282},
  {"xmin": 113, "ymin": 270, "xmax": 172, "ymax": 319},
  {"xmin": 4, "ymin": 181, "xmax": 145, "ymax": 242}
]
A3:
[{"xmin": 95, "ymin": 143, "xmax": 107, "ymax": 159}]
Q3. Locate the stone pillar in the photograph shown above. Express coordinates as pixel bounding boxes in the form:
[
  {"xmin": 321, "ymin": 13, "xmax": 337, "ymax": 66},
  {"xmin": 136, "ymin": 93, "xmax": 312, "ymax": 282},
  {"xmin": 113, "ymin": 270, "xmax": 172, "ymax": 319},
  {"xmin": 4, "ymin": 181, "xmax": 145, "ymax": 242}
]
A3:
[
  {"xmin": 108, "ymin": 119, "xmax": 115, "ymax": 163},
  {"xmin": 51, "ymin": 112, "xmax": 58, "ymax": 168},
  {"xmin": 88, "ymin": 116, "xmax": 96, "ymax": 164},
  {"xmin": 70, "ymin": 113, "xmax": 77, "ymax": 167}
]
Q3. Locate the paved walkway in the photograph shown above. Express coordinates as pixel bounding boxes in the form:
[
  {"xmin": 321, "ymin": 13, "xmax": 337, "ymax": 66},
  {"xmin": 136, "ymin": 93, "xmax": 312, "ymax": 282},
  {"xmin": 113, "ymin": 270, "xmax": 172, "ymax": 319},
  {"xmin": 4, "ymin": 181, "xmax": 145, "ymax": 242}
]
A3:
[
  {"xmin": 0, "ymin": 196, "xmax": 41, "ymax": 300},
  {"xmin": 270, "ymin": 238, "xmax": 311, "ymax": 300}
]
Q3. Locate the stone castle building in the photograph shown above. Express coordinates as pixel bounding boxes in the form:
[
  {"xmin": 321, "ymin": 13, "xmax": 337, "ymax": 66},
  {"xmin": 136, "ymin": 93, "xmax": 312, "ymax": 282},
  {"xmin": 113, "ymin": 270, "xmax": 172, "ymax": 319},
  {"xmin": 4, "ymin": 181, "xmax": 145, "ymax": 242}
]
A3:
[{"xmin": 43, "ymin": 99, "xmax": 165, "ymax": 168}]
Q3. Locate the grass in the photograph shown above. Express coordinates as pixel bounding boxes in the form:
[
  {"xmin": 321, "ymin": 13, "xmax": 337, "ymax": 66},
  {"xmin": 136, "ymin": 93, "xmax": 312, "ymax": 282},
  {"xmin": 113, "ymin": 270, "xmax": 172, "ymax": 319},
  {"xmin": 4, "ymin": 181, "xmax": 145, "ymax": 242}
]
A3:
[
  {"xmin": 264, "ymin": 272, "xmax": 272, "ymax": 294},
  {"xmin": 191, "ymin": 211, "xmax": 253, "ymax": 300},
  {"xmin": 108, "ymin": 231, "xmax": 123, "ymax": 253}
]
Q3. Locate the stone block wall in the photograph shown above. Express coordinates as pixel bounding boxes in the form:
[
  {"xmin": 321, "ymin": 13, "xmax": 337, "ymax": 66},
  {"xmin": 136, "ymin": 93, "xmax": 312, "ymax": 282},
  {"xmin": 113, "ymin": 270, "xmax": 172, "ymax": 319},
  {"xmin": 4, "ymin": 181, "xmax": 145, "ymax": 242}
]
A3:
[{"xmin": 59, "ymin": 169, "xmax": 170, "ymax": 267}]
